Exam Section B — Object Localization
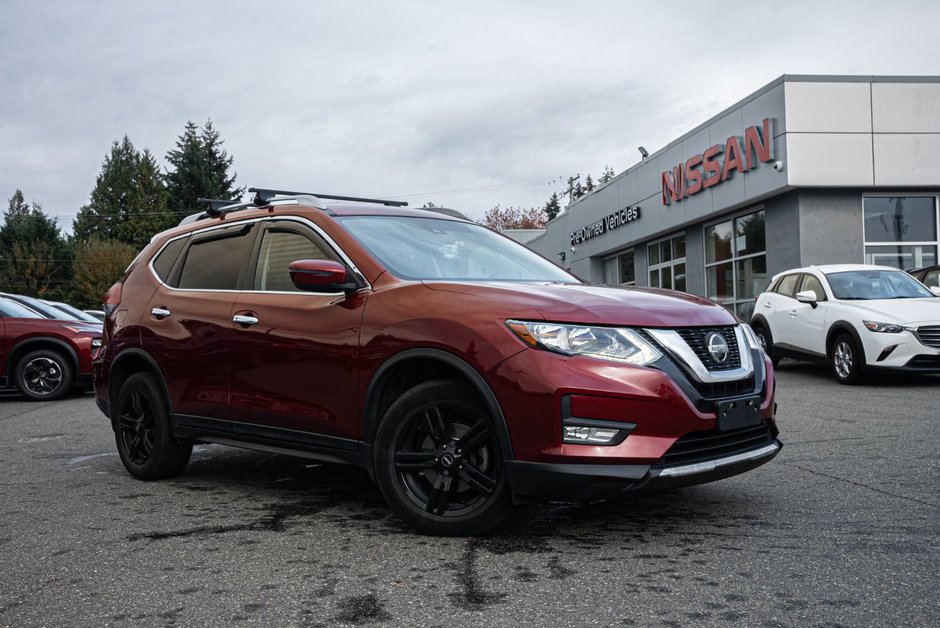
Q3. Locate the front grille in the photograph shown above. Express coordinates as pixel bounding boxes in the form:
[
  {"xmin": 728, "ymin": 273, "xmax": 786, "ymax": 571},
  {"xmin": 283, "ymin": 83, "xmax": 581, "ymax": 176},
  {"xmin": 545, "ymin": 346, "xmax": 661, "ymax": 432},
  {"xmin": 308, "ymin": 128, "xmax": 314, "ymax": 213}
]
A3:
[
  {"xmin": 692, "ymin": 376, "xmax": 756, "ymax": 400},
  {"xmin": 675, "ymin": 327, "xmax": 741, "ymax": 371},
  {"xmin": 660, "ymin": 422, "xmax": 773, "ymax": 468},
  {"xmin": 916, "ymin": 325, "xmax": 940, "ymax": 349}
]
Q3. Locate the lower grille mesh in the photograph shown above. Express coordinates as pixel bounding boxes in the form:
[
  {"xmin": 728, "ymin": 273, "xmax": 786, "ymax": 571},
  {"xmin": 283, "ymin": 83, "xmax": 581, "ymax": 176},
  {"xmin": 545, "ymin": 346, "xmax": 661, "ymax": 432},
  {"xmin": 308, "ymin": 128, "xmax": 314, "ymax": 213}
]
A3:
[{"xmin": 660, "ymin": 422, "xmax": 772, "ymax": 468}]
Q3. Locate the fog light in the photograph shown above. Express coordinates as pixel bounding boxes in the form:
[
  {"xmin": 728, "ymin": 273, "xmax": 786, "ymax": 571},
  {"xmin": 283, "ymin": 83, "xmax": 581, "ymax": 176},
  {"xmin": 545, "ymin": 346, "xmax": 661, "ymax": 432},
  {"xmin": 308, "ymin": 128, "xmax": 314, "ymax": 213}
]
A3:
[{"xmin": 563, "ymin": 425, "xmax": 620, "ymax": 444}]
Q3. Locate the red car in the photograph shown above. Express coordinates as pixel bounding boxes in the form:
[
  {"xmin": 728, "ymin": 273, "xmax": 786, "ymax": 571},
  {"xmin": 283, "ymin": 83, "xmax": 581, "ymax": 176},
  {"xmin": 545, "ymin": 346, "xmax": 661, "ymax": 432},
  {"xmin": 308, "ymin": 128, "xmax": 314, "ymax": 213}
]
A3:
[
  {"xmin": 95, "ymin": 189, "xmax": 780, "ymax": 535},
  {"xmin": 1, "ymin": 296, "xmax": 101, "ymax": 400}
]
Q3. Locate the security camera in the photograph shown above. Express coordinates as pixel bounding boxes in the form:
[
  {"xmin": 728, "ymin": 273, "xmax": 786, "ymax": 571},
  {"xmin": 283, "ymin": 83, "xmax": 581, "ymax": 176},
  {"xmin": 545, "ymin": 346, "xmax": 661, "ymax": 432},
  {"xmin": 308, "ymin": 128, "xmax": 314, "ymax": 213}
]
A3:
[
  {"xmin": 570, "ymin": 246, "xmax": 576, "ymax": 253},
  {"xmin": 772, "ymin": 160, "xmax": 784, "ymax": 172}
]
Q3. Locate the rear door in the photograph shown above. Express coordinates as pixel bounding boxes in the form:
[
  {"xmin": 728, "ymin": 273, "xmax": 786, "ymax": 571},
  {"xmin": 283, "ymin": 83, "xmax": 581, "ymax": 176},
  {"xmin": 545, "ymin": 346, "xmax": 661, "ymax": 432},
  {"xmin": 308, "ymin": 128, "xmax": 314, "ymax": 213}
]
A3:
[
  {"xmin": 141, "ymin": 222, "xmax": 257, "ymax": 420},
  {"xmin": 228, "ymin": 219, "xmax": 366, "ymax": 443}
]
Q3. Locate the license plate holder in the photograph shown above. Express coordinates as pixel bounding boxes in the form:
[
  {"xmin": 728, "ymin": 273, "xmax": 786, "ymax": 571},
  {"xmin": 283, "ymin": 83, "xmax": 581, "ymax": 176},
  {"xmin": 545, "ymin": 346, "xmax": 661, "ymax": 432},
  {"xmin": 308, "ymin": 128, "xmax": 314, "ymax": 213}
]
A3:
[{"xmin": 716, "ymin": 396, "xmax": 762, "ymax": 432}]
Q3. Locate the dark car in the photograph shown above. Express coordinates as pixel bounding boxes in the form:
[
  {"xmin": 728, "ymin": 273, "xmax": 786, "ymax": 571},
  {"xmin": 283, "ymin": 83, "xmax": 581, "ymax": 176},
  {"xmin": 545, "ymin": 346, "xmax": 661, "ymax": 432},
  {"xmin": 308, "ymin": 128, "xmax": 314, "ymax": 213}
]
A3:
[
  {"xmin": 908, "ymin": 264, "xmax": 940, "ymax": 289},
  {"xmin": 94, "ymin": 189, "xmax": 780, "ymax": 535},
  {"xmin": 0, "ymin": 296, "xmax": 102, "ymax": 400}
]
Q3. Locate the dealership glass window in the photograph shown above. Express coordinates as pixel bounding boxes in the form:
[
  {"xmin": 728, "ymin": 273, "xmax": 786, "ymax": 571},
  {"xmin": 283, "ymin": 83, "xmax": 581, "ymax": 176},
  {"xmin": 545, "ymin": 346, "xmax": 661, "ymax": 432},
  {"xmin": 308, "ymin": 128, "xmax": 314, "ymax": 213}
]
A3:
[
  {"xmin": 705, "ymin": 209, "xmax": 766, "ymax": 320},
  {"xmin": 648, "ymin": 234, "xmax": 686, "ymax": 292},
  {"xmin": 863, "ymin": 196, "xmax": 939, "ymax": 269},
  {"xmin": 603, "ymin": 249, "xmax": 635, "ymax": 285}
]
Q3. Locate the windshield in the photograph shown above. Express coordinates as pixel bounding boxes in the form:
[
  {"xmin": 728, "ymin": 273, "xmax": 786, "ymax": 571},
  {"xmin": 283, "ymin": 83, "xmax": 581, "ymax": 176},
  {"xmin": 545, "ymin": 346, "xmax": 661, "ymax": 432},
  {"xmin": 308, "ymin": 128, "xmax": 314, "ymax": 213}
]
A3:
[
  {"xmin": 339, "ymin": 216, "xmax": 577, "ymax": 283},
  {"xmin": 826, "ymin": 269, "xmax": 935, "ymax": 300},
  {"xmin": 45, "ymin": 300, "xmax": 102, "ymax": 323},
  {"xmin": 0, "ymin": 297, "xmax": 43, "ymax": 318},
  {"xmin": 4, "ymin": 294, "xmax": 77, "ymax": 320}
]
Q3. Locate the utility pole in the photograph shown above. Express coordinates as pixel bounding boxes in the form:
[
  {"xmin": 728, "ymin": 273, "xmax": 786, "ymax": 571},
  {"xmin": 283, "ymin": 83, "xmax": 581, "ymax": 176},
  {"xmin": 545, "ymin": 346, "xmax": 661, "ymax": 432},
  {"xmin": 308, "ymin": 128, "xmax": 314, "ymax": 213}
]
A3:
[{"xmin": 565, "ymin": 174, "xmax": 580, "ymax": 206}]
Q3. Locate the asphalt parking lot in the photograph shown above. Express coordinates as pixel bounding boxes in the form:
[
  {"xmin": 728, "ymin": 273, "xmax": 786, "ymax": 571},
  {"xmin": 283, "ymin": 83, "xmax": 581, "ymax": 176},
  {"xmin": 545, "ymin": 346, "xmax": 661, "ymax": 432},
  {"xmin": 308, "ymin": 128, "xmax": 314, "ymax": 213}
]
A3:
[{"xmin": 0, "ymin": 363, "xmax": 937, "ymax": 627}]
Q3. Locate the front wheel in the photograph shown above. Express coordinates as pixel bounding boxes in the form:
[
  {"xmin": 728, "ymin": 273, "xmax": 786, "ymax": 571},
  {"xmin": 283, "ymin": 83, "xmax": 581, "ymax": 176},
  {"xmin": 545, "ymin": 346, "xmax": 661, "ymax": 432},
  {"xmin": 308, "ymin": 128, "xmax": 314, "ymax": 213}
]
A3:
[
  {"xmin": 831, "ymin": 334, "xmax": 864, "ymax": 385},
  {"xmin": 373, "ymin": 380, "xmax": 513, "ymax": 536},
  {"xmin": 114, "ymin": 373, "xmax": 192, "ymax": 480},
  {"xmin": 15, "ymin": 349, "xmax": 74, "ymax": 401}
]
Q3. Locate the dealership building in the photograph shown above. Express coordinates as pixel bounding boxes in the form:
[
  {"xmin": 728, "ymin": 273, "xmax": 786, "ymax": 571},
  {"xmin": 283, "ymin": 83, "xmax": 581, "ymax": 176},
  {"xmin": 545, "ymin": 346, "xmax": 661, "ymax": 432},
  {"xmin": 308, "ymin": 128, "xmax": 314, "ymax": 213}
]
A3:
[{"xmin": 527, "ymin": 75, "xmax": 940, "ymax": 321}]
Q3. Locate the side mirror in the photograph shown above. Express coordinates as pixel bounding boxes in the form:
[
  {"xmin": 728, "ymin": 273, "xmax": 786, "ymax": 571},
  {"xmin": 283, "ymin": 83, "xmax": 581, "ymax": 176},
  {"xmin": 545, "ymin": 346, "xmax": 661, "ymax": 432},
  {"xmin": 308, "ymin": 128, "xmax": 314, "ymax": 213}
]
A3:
[
  {"xmin": 795, "ymin": 290, "xmax": 818, "ymax": 308},
  {"xmin": 930, "ymin": 286, "xmax": 940, "ymax": 297},
  {"xmin": 288, "ymin": 260, "xmax": 358, "ymax": 293}
]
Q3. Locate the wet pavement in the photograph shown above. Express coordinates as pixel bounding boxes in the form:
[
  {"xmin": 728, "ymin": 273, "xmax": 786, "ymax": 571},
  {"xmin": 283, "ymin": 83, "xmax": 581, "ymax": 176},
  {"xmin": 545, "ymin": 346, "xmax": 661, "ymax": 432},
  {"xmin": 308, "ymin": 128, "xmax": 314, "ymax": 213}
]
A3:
[{"xmin": 0, "ymin": 364, "xmax": 937, "ymax": 627}]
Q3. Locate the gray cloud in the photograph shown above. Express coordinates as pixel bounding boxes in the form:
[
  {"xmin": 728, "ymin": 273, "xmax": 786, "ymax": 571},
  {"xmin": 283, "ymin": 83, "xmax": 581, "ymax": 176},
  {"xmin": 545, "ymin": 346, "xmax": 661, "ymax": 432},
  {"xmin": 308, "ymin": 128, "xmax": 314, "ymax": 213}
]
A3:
[{"xmin": 2, "ymin": 0, "xmax": 939, "ymax": 228}]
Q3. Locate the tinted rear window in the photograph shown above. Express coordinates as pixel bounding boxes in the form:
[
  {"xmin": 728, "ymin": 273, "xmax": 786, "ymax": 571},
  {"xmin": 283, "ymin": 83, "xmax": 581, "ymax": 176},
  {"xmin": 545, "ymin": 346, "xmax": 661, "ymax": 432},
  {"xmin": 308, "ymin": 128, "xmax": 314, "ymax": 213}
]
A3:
[
  {"xmin": 178, "ymin": 225, "xmax": 254, "ymax": 290},
  {"xmin": 152, "ymin": 237, "xmax": 188, "ymax": 282}
]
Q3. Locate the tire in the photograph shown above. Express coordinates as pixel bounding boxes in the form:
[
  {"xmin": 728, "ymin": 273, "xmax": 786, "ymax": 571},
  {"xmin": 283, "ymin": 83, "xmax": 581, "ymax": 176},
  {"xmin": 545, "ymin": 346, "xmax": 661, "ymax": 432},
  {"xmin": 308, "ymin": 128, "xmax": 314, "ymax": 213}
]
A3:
[
  {"xmin": 752, "ymin": 324, "xmax": 780, "ymax": 368},
  {"xmin": 114, "ymin": 373, "xmax": 192, "ymax": 480},
  {"xmin": 14, "ymin": 349, "xmax": 74, "ymax": 401},
  {"xmin": 373, "ymin": 380, "xmax": 513, "ymax": 536},
  {"xmin": 830, "ymin": 334, "xmax": 864, "ymax": 385}
]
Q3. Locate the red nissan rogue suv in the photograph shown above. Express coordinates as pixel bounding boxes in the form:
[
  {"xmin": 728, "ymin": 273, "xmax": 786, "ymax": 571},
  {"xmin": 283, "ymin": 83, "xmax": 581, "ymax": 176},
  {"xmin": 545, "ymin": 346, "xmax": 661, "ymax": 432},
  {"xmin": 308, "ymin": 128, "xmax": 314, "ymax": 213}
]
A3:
[{"xmin": 94, "ymin": 189, "xmax": 780, "ymax": 534}]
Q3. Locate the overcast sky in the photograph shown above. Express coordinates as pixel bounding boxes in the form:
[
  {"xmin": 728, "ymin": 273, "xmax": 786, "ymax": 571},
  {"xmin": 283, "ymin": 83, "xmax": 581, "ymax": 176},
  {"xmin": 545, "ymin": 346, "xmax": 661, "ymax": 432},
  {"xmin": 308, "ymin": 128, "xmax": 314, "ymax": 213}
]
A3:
[{"xmin": 2, "ymin": 0, "xmax": 939, "ymax": 230}]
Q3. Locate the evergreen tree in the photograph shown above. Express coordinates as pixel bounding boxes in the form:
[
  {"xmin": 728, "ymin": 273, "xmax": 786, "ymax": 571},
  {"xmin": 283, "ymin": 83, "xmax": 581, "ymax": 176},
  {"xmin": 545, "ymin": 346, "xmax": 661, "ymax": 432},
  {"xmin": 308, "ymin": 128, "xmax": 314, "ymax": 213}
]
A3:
[
  {"xmin": 599, "ymin": 164, "xmax": 616, "ymax": 184},
  {"xmin": 584, "ymin": 174, "xmax": 595, "ymax": 193},
  {"xmin": 73, "ymin": 137, "xmax": 176, "ymax": 249},
  {"xmin": 164, "ymin": 120, "xmax": 243, "ymax": 219},
  {"xmin": 0, "ymin": 192, "xmax": 70, "ymax": 297},
  {"xmin": 544, "ymin": 192, "xmax": 561, "ymax": 221}
]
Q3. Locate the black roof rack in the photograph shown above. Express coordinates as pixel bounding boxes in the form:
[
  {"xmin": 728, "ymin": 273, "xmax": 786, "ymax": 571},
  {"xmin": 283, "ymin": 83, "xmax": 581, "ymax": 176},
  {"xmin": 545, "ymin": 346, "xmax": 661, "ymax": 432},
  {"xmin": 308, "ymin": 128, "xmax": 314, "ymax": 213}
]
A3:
[
  {"xmin": 197, "ymin": 197, "xmax": 242, "ymax": 216},
  {"xmin": 248, "ymin": 187, "xmax": 408, "ymax": 207}
]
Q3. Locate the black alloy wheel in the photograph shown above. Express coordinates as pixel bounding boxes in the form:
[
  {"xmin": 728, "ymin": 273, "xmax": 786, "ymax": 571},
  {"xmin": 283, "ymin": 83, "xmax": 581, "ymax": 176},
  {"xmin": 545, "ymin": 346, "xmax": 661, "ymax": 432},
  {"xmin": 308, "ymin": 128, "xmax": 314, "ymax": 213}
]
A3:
[
  {"xmin": 15, "ymin": 349, "xmax": 73, "ymax": 401},
  {"xmin": 114, "ymin": 373, "xmax": 192, "ymax": 480},
  {"xmin": 374, "ymin": 380, "xmax": 512, "ymax": 535}
]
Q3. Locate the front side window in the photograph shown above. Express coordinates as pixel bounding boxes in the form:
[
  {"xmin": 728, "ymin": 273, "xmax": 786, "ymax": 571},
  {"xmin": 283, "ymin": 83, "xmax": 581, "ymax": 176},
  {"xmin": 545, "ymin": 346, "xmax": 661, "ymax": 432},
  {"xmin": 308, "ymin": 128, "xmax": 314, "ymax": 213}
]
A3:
[
  {"xmin": 253, "ymin": 228, "xmax": 337, "ymax": 292},
  {"xmin": 863, "ymin": 196, "xmax": 938, "ymax": 269},
  {"xmin": 177, "ymin": 224, "xmax": 255, "ymax": 290},
  {"xmin": 799, "ymin": 274, "xmax": 827, "ymax": 302},
  {"xmin": 647, "ymin": 234, "xmax": 686, "ymax": 291},
  {"xmin": 705, "ymin": 209, "xmax": 766, "ymax": 320},
  {"xmin": 339, "ymin": 216, "xmax": 577, "ymax": 282}
]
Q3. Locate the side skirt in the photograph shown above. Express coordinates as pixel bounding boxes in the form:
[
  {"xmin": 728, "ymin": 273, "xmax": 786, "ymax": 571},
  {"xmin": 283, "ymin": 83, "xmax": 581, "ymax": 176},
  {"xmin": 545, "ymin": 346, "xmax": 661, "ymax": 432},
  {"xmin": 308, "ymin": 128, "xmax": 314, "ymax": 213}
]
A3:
[{"xmin": 172, "ymin": 414, "xmax": 367, "ymax": 468}]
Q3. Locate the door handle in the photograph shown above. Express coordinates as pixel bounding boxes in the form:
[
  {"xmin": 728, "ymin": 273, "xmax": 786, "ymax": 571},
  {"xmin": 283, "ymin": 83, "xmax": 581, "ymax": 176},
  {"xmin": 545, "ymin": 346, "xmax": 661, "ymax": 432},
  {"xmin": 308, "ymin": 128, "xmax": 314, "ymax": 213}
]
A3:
[
  {"xmin": 788, "ymin": 311, "xmax": 798, "ymax": 317},
  {"xmin": 151, "ymin": 307, "xmax": 171, "ymax": 319},
  {"xmin": 763, "ymin": 302, "xmax": 771, "ymax": 308},
  {"xmin": 233, "ymin": 314, "xmax": 259, "ymax": 326}
]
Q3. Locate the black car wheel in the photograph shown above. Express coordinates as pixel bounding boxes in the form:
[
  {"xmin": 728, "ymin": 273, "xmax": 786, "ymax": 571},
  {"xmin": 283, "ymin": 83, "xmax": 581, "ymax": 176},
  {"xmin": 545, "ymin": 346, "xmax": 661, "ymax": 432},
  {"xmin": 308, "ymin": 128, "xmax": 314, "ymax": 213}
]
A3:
[
  {"xmin": 374, "ymin": 380, "xmax": 512, "ymax": 536},
  {"xmin": 831, "ymin": 334, "xmax": 863, "ymax": 385},
  {"xmin": 114, "ymin": 373, "xmax": 192, "ymax": 480},
  {"xmin": 14, "ymin": 349, "xmax": 73, "ymax": 401},
  {"xmin": 752, "ymin": 324, "xmax": 780, "ymax": 368}
]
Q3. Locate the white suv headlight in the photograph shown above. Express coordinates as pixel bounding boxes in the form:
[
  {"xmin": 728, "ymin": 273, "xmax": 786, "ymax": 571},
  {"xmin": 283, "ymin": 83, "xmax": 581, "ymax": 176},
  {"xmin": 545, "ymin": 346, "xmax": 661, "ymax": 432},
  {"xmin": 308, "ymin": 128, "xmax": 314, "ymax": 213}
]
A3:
[
  {"xmin": 863, "ymin": 320, "xmax": 907, "ymax": 334},
  {"xmin": 507, "ymin": 320, "xmax": 662, "ymax": 365}
]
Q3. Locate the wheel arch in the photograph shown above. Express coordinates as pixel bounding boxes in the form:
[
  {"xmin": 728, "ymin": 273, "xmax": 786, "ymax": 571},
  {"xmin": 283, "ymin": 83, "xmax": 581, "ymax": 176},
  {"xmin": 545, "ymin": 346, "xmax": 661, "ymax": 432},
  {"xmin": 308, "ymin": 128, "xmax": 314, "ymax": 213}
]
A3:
[
  {"xmin": 362, "ymin": 348, "xmax": 515, "ymax": 468},
  {"xmin": 107, "ymin": 348, "xmax": 173, "ymax": 431},
  {"xmin": 750, "ymin": 314, "xmax": 770, "ymax": 332},
  {"xmin": 826, "ymin": 322, "xmax": 866, "ymax": 360},
  {"xmin": 7, "ymin": 337, "xmax": 80, "ymax": 381}
]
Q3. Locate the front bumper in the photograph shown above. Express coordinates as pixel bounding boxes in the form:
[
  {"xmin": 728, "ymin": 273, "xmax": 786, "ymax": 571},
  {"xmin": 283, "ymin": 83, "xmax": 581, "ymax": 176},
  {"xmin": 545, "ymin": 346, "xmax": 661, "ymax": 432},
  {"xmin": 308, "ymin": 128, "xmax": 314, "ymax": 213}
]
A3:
[{"xmin": 507, "ymin": 438, "xmax": 782, "ymax": 502}]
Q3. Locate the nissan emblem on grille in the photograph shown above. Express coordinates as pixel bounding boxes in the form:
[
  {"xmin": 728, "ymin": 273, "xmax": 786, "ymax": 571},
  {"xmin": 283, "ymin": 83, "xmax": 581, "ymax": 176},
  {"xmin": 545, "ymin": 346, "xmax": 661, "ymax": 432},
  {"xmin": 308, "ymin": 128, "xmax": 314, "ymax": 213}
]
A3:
[{"xmin": 706, "ymin": 332, "xmax": 730, "ymax": 364}]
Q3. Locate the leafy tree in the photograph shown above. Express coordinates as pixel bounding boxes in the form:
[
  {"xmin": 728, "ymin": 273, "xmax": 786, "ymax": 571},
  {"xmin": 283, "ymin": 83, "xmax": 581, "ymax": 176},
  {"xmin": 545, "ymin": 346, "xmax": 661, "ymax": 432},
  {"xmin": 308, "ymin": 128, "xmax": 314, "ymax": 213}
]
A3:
[
  {"xmin": 164, "ymin": 120, "xmax": 243, "ymax": 219},
  {"xmin": 71, "ymin": 237, "xmax": 137, "ymax": 308},
  {"xmin": 0, "ymin": 191, "xmax": 70, "ymax": 297},
  {"xmin": 599, "ymin": 164, "xmax": 616, "ymax": 184},
  {"xmin": 544, "ymin": 192, "xmax": 561, "ymax": 221},
  {"xmin": 73, "ymin": 137, "xmax": 176, "ymax": 249},
  {"xmin": 482, "ymin": 205, "xmax": 547, "ymax": 230}
]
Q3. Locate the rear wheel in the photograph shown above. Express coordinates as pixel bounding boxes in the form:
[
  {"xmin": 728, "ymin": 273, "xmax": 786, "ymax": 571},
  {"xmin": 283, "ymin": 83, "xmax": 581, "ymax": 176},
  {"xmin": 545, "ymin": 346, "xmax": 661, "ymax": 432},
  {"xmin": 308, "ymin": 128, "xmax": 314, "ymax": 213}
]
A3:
[
  {"xmin": 114, "ymin": 373, "xmax": 192, "ymax": 480},
  {"xmin": 752, "ymin": 324, "xmax": 780, "ymax": 368},
  {"xmin": 373, "ymin": 380, "xmax": 512, "ymax": 535},
  {"xmin": 831, "ymin": 334, "xmax": 863, "ymax": 385},
  {"xmin": 15, "ymin": 349, "xmax": 73, "ymax": 401}
]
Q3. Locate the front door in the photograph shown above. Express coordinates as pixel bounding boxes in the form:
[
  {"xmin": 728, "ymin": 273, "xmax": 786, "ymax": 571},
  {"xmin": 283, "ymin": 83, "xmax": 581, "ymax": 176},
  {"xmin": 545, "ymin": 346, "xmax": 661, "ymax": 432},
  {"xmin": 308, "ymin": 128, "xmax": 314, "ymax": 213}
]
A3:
[{"xmin": 228, "ymin": 220, "xmax": 366, "ymax": 443}]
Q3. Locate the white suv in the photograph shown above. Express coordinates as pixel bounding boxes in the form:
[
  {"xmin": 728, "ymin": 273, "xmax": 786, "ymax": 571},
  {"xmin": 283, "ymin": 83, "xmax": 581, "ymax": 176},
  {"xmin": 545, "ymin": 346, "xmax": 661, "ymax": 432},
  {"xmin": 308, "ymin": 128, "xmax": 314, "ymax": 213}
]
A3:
[{"xmin": 751, "ymin": 264, "xmax": 940, "ymax": 384}]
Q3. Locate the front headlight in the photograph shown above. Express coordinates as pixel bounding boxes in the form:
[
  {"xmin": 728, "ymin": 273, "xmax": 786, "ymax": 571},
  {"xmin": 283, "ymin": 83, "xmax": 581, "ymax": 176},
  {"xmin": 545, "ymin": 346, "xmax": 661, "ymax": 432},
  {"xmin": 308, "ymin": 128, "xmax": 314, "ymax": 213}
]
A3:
[
  {"xmin": 863, "ymin": 320, "xmax": 906, "ymax": 333},
  {"xmin": 739, "ymin": 323, "xmax": 764, "ymax": 352},
  {"xmin": 506, "ymin": 320, "xmax": 662, "ymax": 365}
]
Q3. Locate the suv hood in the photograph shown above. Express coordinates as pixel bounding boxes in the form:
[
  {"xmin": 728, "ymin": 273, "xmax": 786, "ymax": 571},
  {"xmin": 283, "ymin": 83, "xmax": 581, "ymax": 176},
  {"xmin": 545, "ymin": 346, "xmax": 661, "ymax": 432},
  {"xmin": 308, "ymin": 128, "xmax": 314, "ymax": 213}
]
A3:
[
  {"xmin": 423, "ymin": 281, "xmax": 737, "ymax": 328},
  {"xmin": 836, "ymin": 297, "xmax": 940, "ymax": 326}
]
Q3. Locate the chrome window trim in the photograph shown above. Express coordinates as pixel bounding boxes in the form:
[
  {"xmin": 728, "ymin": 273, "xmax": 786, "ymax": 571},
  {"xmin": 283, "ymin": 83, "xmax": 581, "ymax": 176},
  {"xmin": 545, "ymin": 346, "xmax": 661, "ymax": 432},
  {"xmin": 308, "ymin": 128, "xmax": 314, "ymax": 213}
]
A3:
[
  {"xmin": 645, "ymin": 325, "xmax": 754, "ymax": 383},
  {"xmin": 146, "ymin": 216, "xmax": 372, "ymax": 296}
]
